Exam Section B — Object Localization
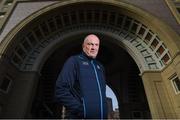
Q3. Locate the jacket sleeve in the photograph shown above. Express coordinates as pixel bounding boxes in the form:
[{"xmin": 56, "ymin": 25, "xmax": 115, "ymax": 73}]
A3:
[{"xmin": 55, "ymin": 56, "xmax": 83, "ymax": 115}]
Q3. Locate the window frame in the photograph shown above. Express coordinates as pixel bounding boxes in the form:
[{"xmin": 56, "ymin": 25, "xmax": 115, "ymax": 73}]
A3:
[
  {"xmin": 0, "ymin": 75, "xmax": 12, "ymax": 93},
  {"xmin": 169, "ymin": 73, "xmax": 180, "ymax": 94}
]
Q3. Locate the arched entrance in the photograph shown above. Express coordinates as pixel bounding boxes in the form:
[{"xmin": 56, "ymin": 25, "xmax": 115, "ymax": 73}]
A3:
[
  {"xmin": 0, "ymin": 1, "xmax": 179, "ymax": 119},
  {"xmin": 31, "ymin": 34, "xmax": 151, "ymax": 119}
]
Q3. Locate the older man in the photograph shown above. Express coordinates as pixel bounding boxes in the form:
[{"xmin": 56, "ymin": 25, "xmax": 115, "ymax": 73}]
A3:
[{"xmin": 55, "ymin": 34, "xmax": 107, "ymax": 119}]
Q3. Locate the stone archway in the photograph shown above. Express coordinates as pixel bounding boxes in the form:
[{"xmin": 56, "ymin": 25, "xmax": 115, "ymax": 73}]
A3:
[
  {"xmin": 0, "ymin": 1, "xmax": 179, "ymax": 119},
  {"xmin": 32, "ymin": 33, "xmax": 151, "ymax": 119},
  {"xmin": 2, "ymin": 3, "xmax": 173, "ymax": 72}
]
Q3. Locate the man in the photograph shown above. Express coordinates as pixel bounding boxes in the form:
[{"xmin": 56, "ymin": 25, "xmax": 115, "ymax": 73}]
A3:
[{"xmin": 55, "ymin": 34, "xmax": 107, "ymax": 119}]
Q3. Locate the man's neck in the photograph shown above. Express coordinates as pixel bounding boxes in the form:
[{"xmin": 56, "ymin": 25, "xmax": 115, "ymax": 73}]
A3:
[{"xmin": 82, "ymin": 51, "xmax": 95, "ymax": 60}]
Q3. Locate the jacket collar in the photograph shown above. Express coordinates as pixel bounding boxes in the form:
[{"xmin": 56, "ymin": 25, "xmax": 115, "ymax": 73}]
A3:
[{"xmin": 81, "ymin": 51, "xmax": 96, "ymax": 61}]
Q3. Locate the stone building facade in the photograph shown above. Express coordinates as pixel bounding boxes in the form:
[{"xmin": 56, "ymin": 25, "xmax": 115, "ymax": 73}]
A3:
[{"xmin": 0, "ymin": 0, "xmax": 179, "ymax": 119}]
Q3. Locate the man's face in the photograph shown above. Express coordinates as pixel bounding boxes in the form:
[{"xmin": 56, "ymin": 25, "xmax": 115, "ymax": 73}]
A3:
[{"xmin": 83, "ymin": 35, "xmax": 100, "ymax": 58}]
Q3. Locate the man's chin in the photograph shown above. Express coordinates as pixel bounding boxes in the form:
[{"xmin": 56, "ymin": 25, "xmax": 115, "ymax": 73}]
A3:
[
  {"xmin": 86, "ymin": 53, "xmax": 97, "ymax": 58},
  {"xmin": 89, "ymin": 55, "xmax": 96, "ymax": 59},
  {"xmin": 91, "ymin": 56, "xmax": 97, "ymax": 59}
]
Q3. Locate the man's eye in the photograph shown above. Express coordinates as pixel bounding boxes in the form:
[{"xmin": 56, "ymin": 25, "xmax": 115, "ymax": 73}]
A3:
[{"xmin": 87, "ymin": 43, "xmax": 92, "ymax": 45}]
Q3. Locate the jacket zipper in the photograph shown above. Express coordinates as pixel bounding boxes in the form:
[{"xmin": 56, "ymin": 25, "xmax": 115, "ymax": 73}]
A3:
[
  {"xmin": 91, "ymin": 60, "xmax": 103, "ymax": 119},
  {"xmin": 82, "ymin": 97, "xmax": 86, "ymax": 118}
]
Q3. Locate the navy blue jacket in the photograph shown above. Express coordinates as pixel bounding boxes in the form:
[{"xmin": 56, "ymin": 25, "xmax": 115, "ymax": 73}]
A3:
[{"xmin": 55, "ymin": 52, "xmax": 107, "ymax": 119}]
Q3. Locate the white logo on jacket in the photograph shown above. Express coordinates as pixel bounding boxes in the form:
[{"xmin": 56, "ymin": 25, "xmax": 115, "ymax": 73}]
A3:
[{"xmin": 82, "ymin": 61, "xmax": 89, "ymax": 65}]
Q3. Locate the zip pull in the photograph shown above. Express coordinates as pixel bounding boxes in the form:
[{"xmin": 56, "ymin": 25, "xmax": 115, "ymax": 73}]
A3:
[{"xmin": 90, "ymin": 60, "xmax": 93, "ymax": 64}]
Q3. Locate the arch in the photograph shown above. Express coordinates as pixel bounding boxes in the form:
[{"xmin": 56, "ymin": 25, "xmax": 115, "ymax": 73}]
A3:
[
  {"xmin": 35, "ymin": 35, "xmax": 150, "ymax": 119},
  {"xmin": 0, "ymin": 2, "xmax": 178, "ymax": 74},
  {"xmin": 29, "ymin": 27, "xmax": 157, "ymax": 73},
  {"xmin": 0, "ymin": 1, "xmax": 179, "ymax": 118},
  {"xmin": 0, "ymin": 0, "xmax": 179, "ymax": 55}
]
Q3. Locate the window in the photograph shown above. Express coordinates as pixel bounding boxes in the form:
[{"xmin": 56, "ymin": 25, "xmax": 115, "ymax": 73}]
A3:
[
  {"xmin": 144, "ymin": 32, "xmax": 152, "ymax": 44},
  {"xmin": 54, "ymin": 15, "xmax": 63, "ymax": 28},
  {"xmin": 162, "ymin": 53, "xmax": 170, "ymax": 64},
  {"xmin": 79, "ymin": 10, "xmax": 85, "ymax": 23},
  {"xmin": 138, "ymin": 26, "xmax": 146, "ymax": 37},
  {"xmin": 16, "ymin": 47, "xmax": 26, "ymax": 59},
  {"xmin": 4, "ymin": 0, "xmax": 13, "ymax": 5},
  {"xmin": 101, "ymin": 10, "xmax": 108, "ymax": 23},
  {"xmin": 124, "ymin": 17, "xmax": 132, "ymax": 30},
  {"xmin": 63, "ymin": 13, "xmax": 71, "ymax": 25},
  {"xmin": 70, "ymin": 11, "xmax": 78, "ymax": 24},
  {"xmin": 34, "ymin": 27, "xmax": 43, "ymax": 40},
  {"xmin": 12, "ymin": 54, "xmax": 22, "ymax": 66},
  {"xmin": 150, "ymin": 38, "xmax": 159, "ymax": 49},
  {"xmin": 26, "ymin": 32, "xmax": 37, "ymax": 46},
  {"xmin": 40, "ymin": 22, "xmax": 49, "ymax": 36},
  {"xmin": 86, "ymin": 10, "xmax": 93, "ymax": 23},
  {"xmin": 0, "ymin": 76, "xmax": 12, "ymax": 93},
  {"xmin": 22, "ymin": 39, "xmax": 32, "ymax": 52},
  {"xmin": 117, "ymin": 14, "xmax": 124, "ymax": 27},
  {"xmin": 131, "ymin": 22, "xmax": 138, "ymax": 33},
  {"xmin": 169, "ymin": 73, "xmax": 180, "ymax": 94},
  {"xmin": 94, "ymin": 10, "xmax": 100, "ymax": 23},
  {"xmin": 157, "ymin": 46, "xmax": 165, "ymax": 56},
  {"xmin": 109, "ymin": 12, "xmax": 116, "ymax": 25},
  {"xmin": 171, "ymin": 77, "xmax": 180, "ymax": 94},
  {"xmin": 47, "ymin": 18, "xmax": 56, "ymax": 32}
]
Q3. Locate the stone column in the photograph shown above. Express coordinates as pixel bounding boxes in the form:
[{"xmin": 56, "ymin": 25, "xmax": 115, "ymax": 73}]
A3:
[
  {"xmin": 172, "ymin": 53, "xmax": 180, "ymax": 118},
  {"xmin": 141, "ymin": 72, "xmax": 177, "ymax": 119},
  {"xmin": 2, "ymin": 71, "xmax": 40, "ymax": 118}
]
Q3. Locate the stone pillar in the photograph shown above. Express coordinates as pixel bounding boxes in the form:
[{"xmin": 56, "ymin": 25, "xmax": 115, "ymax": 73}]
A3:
[
  {"xmin": 174, "ymin": 53, "xmax": 180, "ymax": 81},
  {"xmin": 2, "ymin": 71, "xmax": 40, "ymax": 118},
  {"xmin": 171, "ymin": 53, "xmax": 180, "ymax": 118},
  {"xmin": 141, "ymin": 72, "xmax": 177, "ymax": 119}
]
